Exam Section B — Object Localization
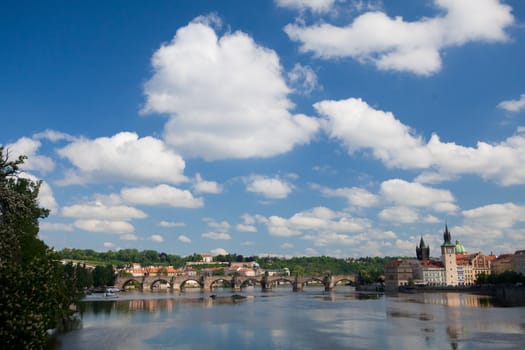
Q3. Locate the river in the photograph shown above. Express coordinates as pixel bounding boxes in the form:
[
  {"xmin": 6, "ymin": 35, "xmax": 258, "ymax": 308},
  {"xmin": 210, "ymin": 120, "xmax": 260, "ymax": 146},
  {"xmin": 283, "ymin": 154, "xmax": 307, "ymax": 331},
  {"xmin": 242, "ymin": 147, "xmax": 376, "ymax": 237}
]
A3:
[{"xmin": 55, "ymin": 287, "xmax": 524, "ymax": 350}]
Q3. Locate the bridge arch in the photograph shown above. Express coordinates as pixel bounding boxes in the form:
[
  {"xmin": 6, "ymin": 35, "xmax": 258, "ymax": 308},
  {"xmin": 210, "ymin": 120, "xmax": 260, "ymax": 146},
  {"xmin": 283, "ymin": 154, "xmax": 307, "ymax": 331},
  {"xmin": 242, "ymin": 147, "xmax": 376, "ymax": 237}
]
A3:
[
  {"xmin": 180, "ymin": 278, "xmax": 203, "ymax": 290},
  {"xmin": 208, "ymin": 277, "xmax": 231, "ymax": 289},
  {"xmin": 150, "ymin": 278, "xmax": 171, "ymax": 290},
  {"xmin": 268, "ymin": 277, "xmax": 295, "ymax": 289},
  {"xmin": 239, "ymin": 277, "xmax": 261, "ymax": 289},
  {"xmin": 121, "ymin": 278, "xmax": 143, "ymax": 290},
  {"xmin": 333, "ymin": 277, "xmax": 355, "ymax": 287}
]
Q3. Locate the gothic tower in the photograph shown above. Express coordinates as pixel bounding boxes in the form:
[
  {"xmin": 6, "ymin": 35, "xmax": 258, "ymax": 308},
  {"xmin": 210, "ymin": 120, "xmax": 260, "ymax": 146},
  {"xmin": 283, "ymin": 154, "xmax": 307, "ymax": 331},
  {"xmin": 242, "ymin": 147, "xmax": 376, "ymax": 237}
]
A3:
[
  {"xmin": 441, "ymin": 224, "xmax": 458, "ymax": 286},
  {"xmin": 416, "ymin": 236, "xmax": 430, "ymax": 260}
]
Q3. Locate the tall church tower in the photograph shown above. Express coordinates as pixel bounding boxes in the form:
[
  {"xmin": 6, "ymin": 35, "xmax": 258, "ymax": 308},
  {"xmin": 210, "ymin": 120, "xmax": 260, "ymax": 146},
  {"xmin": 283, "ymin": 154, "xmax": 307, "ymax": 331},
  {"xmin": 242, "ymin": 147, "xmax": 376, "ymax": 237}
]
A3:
[
  {"xmin": 416, "ymin": 236, "xmax": 430, "ymax": 260},
  {"xmin": 441, "ymin": 224, "xmax": 458, "ymax": 286}
]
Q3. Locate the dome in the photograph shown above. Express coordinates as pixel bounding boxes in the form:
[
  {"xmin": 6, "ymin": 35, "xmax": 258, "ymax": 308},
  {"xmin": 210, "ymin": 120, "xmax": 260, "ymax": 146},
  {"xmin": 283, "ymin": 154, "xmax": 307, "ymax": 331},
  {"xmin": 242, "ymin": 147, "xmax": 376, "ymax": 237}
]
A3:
[{"xmin": 455, "ymin": 240, "xmax": 467, "ymax": 254}]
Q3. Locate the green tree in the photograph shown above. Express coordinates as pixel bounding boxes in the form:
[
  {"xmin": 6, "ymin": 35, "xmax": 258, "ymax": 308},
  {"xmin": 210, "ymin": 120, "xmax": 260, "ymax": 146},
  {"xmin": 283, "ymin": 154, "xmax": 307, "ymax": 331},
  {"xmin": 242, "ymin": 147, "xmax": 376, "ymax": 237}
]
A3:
[{"xmin": 0, "ymin": 147, "xmax": 82, "ymax": 348}]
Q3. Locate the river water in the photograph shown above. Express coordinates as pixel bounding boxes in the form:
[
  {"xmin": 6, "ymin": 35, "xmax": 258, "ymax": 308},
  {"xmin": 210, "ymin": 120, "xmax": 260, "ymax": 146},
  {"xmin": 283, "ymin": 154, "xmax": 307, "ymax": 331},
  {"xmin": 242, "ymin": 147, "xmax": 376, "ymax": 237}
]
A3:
[{"xmin": 55, "ymin": 287, "xmax": 525, "ymax": 350}]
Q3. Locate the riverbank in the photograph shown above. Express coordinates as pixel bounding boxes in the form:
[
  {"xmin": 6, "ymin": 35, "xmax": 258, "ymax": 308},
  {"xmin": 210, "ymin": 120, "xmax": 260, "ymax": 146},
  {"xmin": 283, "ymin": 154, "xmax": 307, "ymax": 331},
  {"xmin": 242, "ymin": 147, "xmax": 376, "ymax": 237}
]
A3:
[{"xmin": 396, "ymin": 284, "xmax": 525, "ymax": 306}]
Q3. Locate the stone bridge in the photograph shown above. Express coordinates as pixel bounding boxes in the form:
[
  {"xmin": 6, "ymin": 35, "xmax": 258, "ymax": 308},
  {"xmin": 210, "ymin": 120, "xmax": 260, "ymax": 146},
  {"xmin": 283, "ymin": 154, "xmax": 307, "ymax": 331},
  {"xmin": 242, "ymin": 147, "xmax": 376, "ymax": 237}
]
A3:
[{"xmin": 115, "ymin": 273, "xmax": 357, "ymax": 292}]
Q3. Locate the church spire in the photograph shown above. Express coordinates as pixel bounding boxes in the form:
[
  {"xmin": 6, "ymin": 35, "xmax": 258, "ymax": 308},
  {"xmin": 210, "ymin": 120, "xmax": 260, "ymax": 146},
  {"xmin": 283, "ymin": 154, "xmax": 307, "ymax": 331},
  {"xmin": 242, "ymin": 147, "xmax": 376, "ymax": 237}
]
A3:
[{"xmin": 443, "ymin": 223, "xmax": 451, "ymax": 244}]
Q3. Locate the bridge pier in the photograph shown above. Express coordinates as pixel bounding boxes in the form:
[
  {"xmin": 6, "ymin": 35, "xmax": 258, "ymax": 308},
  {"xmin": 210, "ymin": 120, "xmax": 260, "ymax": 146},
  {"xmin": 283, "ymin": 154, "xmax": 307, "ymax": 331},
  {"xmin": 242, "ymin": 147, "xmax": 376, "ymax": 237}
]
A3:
[{"xmin": 293, "ymin": 274, "xmax": 303, "ymax": 292}]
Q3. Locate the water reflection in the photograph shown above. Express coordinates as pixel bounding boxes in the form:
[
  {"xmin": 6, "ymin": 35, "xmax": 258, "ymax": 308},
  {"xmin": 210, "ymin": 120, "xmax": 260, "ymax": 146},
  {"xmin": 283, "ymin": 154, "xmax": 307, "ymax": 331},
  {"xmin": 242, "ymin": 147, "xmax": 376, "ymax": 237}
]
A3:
[{"xmin": 59, "ymin": 290, "xmax": 524, "ymax": 350}]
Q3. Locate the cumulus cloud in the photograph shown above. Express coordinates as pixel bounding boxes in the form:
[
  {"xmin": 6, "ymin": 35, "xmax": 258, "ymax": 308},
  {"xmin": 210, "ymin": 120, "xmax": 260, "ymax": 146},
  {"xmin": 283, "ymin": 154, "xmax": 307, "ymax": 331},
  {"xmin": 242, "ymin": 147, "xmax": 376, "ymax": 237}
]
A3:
[
  {"xmin": 74, "ymin": 219, "xmax": 135, "ymax": 234},
  {"xmin": 288, "ymin": 63, "xmax": 319, "ymax": 95},
  {"xmin": 121, "ymin": 184, "xmax": 204, "ymax": 208},
  {"xmin": 120, "ymin": 233, "xmax": 139, "ymax": 241},
  {"xmin": 211, "ymin": 248, "xmax": 228, "ymax": 256},
  {"xmin": 103, "ymin": 242, "xmax": 115, "ymax": 248},
  {"xmin": 318, "ymin": 185, "xmax": 379, "ymax": 207},
  {"xmin": 378, "ymin": 206, "xmax": 420, "ymax": 223},
  {"xmin": 178, "ymin": 235, "xmax": 192, "ymax": 243},
  {"xmin": 150, "ymin": 234, "xmax": 164, "ymax": 242},
  {"xmin": 275, "ymin": 0, "xmax": 335, "ymax": 13},
  {"xmin": 62, "ymin": 202, "xmax": 147, "ymax": 220},
  {"xmin": 317, "ymin": 97, "xmax": 525, "ymax": 185},
  {"xmin": 380, "ymin": 179, "xmax": 457, "ymax": 213},
  {"xmin": 19, "ymin": 172, "xmax": 58, "ymax": 214},
  {"xmin": 204, "ymin": 218, "xmax": 231, "ymax": 231},
  {"xmin": 33, "ymin": 129, "xmax": 75, "ymax": 142},
  {"xmin": 193, "ymin": 173, "xmax": 223, "ymax": 194},
  {"xmin": 235, "ymin": 214, "xmax": 260, "ymax": 232},
  {"xmin": 142, "ymin": 16, "xmax": 319, "ymax": 160},
  {"xmin": 57, "ymin": 132, "xmax": 186, "ymax": 185},
  {"xmin": 159, "ymin": 221, "xmax": 186, "ymax": 228},
  {"xmin": 452, "ymin": 203, "xmax": 525, "ymax": 252},
  {"xmin": 202, "ymin": 232, "xmax": 231, "ymax": 240},
  {"xmin": 498, "ymin": 94, "xmax": 525, "ymax": 112},
  {"xmin": 263, "ymin": 206, "xmax": 371, "ymax": 237},
  {"xmin": 7, "ymin": 137, "xmax": 55, "ymax": 173},
  {"xmin": 39, "ymin": 222, "xmax": 74, "ymax": 232},
  {"xmin": 285, "ymin": 0, "xmax": 514, "ymax": 75},
  {"xmin": 246, "ymin": 175, "xmax": 294, "ymax": 199}
]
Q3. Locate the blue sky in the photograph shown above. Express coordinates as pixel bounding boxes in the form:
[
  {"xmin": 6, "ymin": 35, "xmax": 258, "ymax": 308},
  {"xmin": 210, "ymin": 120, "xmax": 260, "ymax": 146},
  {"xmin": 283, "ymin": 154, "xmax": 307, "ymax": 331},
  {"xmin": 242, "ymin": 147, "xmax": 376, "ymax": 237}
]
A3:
[{"xmin": 2, "ymin": 0, "xmax": 525, "ymax": 258}]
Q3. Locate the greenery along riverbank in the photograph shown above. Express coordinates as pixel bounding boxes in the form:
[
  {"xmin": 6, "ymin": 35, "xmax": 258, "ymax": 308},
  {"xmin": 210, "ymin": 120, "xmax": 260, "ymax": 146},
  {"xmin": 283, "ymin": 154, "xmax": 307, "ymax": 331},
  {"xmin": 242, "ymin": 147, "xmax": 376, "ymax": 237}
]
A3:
[
  {"xmin": 58, "ymin": 248, "xmax": 396, "ymax": 283},
  {"xmin": 0, "ymin": 148, "xmax": 85, "ymax": 349}
]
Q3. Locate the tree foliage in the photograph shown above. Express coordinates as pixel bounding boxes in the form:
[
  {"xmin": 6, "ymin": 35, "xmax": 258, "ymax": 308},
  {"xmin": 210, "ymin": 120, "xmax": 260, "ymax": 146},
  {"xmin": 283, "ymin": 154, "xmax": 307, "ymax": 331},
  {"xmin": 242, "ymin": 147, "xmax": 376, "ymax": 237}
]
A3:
[{"xmin": 0, "ymin": 147, "xmax": 83, "ymax": 348}]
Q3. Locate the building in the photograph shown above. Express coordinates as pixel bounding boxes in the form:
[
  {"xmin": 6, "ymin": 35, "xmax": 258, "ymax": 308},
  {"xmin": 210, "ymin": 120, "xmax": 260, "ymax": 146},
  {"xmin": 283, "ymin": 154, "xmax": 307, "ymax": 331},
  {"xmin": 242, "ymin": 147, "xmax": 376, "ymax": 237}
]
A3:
[
  {"xmin": 441, "ymin": 225, "xmax": 458, "ymax": 286},
  {"xmin": 513, "ymin": 250, "xmax": 525, "ymax": 275},
  {"xmin": 419, "ymin": 260, "xmax": 445, "ymax": 286},
  {"xmin": 491, "ymin": 254, "xmax": 514, "ymax": 274},
  {"xmin": 416, "ymin": 236, "xmax": 430, "ymax": 260},
  {"xmin": 384, "ymin": 259, "xmax": 416, "ymax": 291}
]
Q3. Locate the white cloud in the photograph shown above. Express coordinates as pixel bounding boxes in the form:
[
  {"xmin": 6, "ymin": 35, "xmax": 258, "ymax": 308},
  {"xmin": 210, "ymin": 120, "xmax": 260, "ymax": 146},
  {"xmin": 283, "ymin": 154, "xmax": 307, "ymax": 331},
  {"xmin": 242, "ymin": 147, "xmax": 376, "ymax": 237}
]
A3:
[
  {"xmin": 121, "ymin": 184, "xmax": 204, "ymax": 208},
  {"xmin": 211, "ymin": 248, "xmax": 228, "ymax": 256},
  {"xmin": 193, "ymin": 173, "xmax": 223, "ymax": 194},
  {"xmin": 246, "ymin": 175, "xmax": 294, "ymax": 199},
  {"xmin": 19, "ymin": 172, "xmax": 58, "ymax": 214},
  {"xmin": 74, "ymin": 219, "xmax": 135, "ymax": 234},
  {"xmin": 236, "ymin": 224, "xmax": 257, "ymax": 233},
  {"xmin": 317, "ymin": 98, "xmax": 431, "ymax": 168},
  {"xmin": 178, "ymin": 235, "xmax": 192, "ymax": 243},
  {"xmin": 318, "ymin": 185, "xmax": 379, "ymax": 207},
  {"xmin": 451, "ymin": 216, "xmax": 513, "ymax": 253},
  {"xmin": 202, "ymin": 232, "xmax": 231, "ymax": 240},
  {"xmin": 264, "ymin": 206, "xmax": 371, "ymax": 237},
  {"xmin": 236, "ymin": 214, "xmax": 258, "ymax": 232},
  {"xmin": 150, "ymin": 234, "xmax": 164, "ymax": 242},
  {"xmin": 275, "ymin": 0, "xmax": 335, "ymax": 13},
  {"xmin": 103, "ymin": 242, "xmax": 115, "ymax": 248},
  {"xmin": 120, "ymin": 233, "xmax": 139, "ymax": 241},
  {"xmin": 39, "ymin": 222, "xmax": 74, "ymax": 232},
  {"xmin": 288, "ymin": 63, "xmax": 319, "ymax": 95},
  {"xmin": 380, "ymin": 179, "xmax": 457, "ymax": 213},
  {"xmin": 57, "ymin": 132, "xmax": 187, "ymax": 185},
  {"xmin": 303, "ymin": 232, "xmax": 368, "ymax": 247},
  {"xmin": 285, "ymin": 0, "xmax": 514, "ymax": 75},
  {"xmin": 62, "ymin": 202, "xmax": 147, "ymax": 220},
  {"xmin": 317, "ymin": 97, "xmax": 525, "ymax": 186},
  {"xmin": 378, "ymin": 206, "xmax": 419, "ymax": 223},
  {"xmin": 204, "ymin": 218, "xmax": 231, "ymax": 231},
  {"xmin": 159, "ymin": 221, "xmax": 186, "ymax": 228},
  {"xmin": 498, "ymin": 94, "xmax": 525, "ymax": 112},
  {"xmin": 281, "ymin": 243, "xmax": 295, "ymax": 249},
  {"xmin": 33, "ymin": 129, "xmax": 75, "ymax": 142},
  {"xmin": 7, "ymin": 137, "xmax": 55, "ymax": 173},
  {"xmin": 142, "ymin": 16, "xmax": 319, "ymax": 160}
]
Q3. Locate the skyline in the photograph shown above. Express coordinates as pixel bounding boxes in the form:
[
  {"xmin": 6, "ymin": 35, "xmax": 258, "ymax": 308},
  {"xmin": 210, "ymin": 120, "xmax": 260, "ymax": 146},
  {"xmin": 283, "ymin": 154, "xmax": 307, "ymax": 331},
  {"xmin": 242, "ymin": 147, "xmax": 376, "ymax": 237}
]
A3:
[{"xmin": 1, "ymin": 0, "xmax": 525, "ymax": 258}]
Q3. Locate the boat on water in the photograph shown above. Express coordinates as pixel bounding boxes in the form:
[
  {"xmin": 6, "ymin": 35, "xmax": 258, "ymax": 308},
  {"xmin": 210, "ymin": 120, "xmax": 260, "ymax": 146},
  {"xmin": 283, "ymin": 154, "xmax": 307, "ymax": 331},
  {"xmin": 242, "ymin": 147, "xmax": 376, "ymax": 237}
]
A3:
[{"xmin": 104, "ymin": 291, "xmax": 119, "ymax": 298}]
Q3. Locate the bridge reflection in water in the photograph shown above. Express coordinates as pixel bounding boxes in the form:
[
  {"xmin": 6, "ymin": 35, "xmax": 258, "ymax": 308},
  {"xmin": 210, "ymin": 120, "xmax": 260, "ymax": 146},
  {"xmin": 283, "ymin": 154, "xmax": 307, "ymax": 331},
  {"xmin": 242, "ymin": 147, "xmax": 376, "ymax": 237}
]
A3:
[{"xmin": 115, "ymin": 273, "xmax": 356, "ymax": 292}]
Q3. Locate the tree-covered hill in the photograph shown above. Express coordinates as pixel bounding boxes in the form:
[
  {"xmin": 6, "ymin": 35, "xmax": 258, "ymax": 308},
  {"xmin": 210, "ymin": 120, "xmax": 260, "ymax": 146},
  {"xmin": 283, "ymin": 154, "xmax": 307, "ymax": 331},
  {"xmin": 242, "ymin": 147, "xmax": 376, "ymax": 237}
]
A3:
[{"xmin": 58, "ymin": 248, "xmax": 402, "ymax": 283}]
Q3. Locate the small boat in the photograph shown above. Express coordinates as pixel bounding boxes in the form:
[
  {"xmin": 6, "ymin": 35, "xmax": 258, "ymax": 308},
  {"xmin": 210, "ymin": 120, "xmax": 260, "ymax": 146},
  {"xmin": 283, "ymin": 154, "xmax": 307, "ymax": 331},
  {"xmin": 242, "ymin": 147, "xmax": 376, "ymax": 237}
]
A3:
[{"xmin": 104, "ymin": 291, "xmax": 119, "ymax": 298}]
